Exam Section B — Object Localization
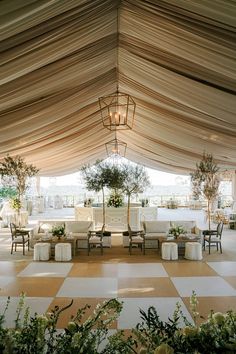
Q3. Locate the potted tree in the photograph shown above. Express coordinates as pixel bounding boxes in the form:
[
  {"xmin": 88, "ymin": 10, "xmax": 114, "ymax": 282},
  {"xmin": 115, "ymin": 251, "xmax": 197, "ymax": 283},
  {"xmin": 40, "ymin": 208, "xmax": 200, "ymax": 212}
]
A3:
[
  {"xmin": 0, "ymin": 155, "xmax": 39, "ymax": 225},
  {"xmin": 81, "ymin": 160, "xmax": 126, "ymax": 227},
  {"xmin": 120, "ymin": 163, "xmax": 150, "ymax": 226},
  {"xmin": 190, "ymin": 152, "xmax": 220, "ymax": 231}
]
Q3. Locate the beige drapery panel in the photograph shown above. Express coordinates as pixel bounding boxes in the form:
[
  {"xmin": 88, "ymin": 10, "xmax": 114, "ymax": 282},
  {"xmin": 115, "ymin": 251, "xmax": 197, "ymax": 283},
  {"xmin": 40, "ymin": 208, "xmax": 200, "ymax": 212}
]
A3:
[{"xmin": 0, "ymin": 0, "xmax": 235, "ymax": 176}]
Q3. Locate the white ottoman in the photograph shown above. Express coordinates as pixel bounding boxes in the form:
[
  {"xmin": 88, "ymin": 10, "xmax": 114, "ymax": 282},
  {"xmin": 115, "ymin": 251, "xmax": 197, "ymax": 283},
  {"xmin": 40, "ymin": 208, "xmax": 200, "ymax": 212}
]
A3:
[
  {"xmin": 34, "ymin": 243, "xmax": 51, "ymax": 261},
  {"xmin": 162, "ymin": 242, "xmax": 178, "ymax": 260},
  {"xmin": 185, "ymin": 242, "xmax": 202, "ymax": 260},
  {"xmin": 55, "ymin": 243, "xmax": 72, "ymax": 261}
]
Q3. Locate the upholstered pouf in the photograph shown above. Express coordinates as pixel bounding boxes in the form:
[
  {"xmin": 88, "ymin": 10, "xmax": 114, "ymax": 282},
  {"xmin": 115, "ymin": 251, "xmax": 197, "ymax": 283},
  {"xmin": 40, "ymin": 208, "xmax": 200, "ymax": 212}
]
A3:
[
  {"xmin": 185, "ymin": 242, "xmax": 202, "ymax": 260},
  {"xmin": 55, "ymin": 243, "xmax": 72, "ymax": 261},
  {"xmin": 162, "ymin": 242, "xmax": 178, "ymax": 260},
  {"xmin": 34, "ymin": 243, "xmax": 51, "ymax": 261}
]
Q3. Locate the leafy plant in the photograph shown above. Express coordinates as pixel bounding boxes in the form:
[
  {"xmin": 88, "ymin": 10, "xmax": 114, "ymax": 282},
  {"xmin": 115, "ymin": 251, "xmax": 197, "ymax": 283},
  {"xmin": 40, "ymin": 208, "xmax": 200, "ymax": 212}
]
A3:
[
  {"xmin": 52, "ymin": 225, "xmax": 65, "ymax": 237},
  {"xmin": 119, "ymin": 163, "xmax": 150, "ymax": 225},
  {"xmin": 191, "ymin": 153, "xmax": 220, "ymax": 230},
  {"xmin": 168, "ymin": 224, "xmax": 186, "ymax": 238},
  {"xmin": 1, "ymin": 294, "xmax": 236, "ymax": 353},
  {"xmin": 81, "ymin": 160, "xmax": 125, "ymax": 226},
  {"xmin": 0, "ymin": 155, "xmax": 39, "ymax": 213},
  {"xmin": 0, "ymin": 186, "xmax": 17, "ymax": 199}
]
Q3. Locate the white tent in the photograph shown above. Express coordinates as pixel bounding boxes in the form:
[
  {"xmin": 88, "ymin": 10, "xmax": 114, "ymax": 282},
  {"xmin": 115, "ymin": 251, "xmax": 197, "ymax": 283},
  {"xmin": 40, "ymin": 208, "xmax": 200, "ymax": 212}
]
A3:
[{"xmin": 0, "ymin": 0, "xmax": 236, "ymax": 176}]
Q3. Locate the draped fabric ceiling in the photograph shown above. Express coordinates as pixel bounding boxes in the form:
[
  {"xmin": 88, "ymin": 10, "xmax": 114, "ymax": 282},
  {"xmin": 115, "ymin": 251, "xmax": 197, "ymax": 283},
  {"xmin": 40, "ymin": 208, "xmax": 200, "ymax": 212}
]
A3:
[{"xmin": 0, "ymin": 0, "xmax": 236, "ymax": 176}]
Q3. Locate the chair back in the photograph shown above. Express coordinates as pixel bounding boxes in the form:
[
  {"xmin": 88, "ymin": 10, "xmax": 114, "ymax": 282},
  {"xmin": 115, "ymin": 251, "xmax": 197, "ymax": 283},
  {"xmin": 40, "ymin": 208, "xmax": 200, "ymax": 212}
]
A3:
[
  {"xmin": 10, "ymin": 223, "xmax": 17, "ymax": 239},
  {"xmin": 217, "ymin": 222, "xmax": 224, "ymax": 239}
]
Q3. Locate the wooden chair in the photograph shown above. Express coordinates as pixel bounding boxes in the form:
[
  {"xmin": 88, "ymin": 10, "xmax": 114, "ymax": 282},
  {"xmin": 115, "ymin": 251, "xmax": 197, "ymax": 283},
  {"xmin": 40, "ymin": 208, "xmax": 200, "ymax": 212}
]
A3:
[
  {"xmin": 128, "ymin": 224, "xmax": 145, "ymax": 255},
  {"xmin": 203, "ymin": 222, "xmax": 223, "ymax": 254},
  {"xmin": 87, "ymin": 225, "xmax": 104, "ymax": 255},
  {"xmin": 10, "ymin": 222, "xmax": 30, "ymax": 255}
]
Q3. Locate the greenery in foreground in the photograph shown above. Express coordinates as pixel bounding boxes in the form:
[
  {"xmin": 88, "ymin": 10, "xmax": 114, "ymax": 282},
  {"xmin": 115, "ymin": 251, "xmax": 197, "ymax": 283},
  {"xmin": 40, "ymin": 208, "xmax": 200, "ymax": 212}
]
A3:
[{"xmin": 0, "ymin": 293, "xmax": 236, "ymax": 354}]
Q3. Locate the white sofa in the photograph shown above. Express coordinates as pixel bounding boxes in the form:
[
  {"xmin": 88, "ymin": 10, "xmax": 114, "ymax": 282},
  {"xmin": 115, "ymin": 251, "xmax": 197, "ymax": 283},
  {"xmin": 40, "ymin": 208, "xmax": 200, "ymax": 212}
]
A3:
[
  {"xmin": 123, "ymin": 220, "xmax": 201, "ymax": 249},
  {"xmin": 33, "ymin": 220, "xmax": 111, "ymax": 250},
  {"xmin": 143, "ymin": 221, "xmax": 170, "ymax": 249}
]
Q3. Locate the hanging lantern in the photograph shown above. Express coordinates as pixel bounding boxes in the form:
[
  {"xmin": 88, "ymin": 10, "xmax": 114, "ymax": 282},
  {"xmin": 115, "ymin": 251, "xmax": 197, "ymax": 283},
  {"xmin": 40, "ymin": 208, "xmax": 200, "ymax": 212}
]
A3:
[
  {"xmin": 105, "ymin": 130, "xmax": 127, "ymax": 157},
  {"xmin": 99, "ymin": 92, "xmax": 136, "ymax": 131}
]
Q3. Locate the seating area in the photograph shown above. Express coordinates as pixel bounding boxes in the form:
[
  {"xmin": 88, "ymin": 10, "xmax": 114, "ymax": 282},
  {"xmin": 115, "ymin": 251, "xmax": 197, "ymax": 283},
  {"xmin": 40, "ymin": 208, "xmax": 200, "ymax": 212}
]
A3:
[{"xmin": 1, "ymin": 207, "xmax": 236, "ymax": 336}]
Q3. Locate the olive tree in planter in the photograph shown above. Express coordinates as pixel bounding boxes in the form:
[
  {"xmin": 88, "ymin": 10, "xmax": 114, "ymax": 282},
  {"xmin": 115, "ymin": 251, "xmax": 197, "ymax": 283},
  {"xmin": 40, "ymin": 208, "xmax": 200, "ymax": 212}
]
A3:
[
  {"xmin": 190, "ymin": 152, "xmax": 220, "ymax": 231},
  {"xmin": 120, "ymin": 163, "xmax": 150, "ymax": 226},
  {"xmin": 81, "ymin": 160, "xmax": 125, "ymax": 227},
  {"xmin": 0, "ymin": 155, "xmax": 39, "ymax": 220}
]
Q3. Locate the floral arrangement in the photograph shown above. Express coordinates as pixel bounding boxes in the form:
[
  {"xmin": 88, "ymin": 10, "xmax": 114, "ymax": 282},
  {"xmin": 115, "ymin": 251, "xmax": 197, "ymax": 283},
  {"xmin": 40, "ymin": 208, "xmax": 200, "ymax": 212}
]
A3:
[
  {"xmin": 1, "ymin": 292, "xmax": 236, "ymax": 353},
  {"xmin": 168, "ymin": 224, "xmax": 186, "ymax": 238},
  {"xmin": 9, "ymin": 197, "xmax": 22, "ymax": 211},
  {"xmin": 107, "ymin": 191, "xmax": 124, "ymax": 208},
  {"xmin": 52, "ymin": 225, "xmax": 65, "ymax": 238}
]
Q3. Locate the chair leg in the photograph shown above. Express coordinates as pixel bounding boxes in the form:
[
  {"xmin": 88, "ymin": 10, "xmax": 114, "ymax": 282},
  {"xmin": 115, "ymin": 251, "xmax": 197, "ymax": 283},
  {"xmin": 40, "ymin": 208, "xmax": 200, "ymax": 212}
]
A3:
[
  {"xmin": 129, "ymin": 243, "xmax": 131, "ymax": 255},
  {"xmin": 11, "ymin": 244, "xmax": 13, "ymax": 254},
  {"xmin": 101, "ymin": 244, "xmax": 103, "ymax": 255},
  {"xmin": 203, "ymin": 239, "xmax": 205, "ymax": 250},
  {"xmin": 209, "ymin": 243, "xmax": 210, "ymax": 254},
  {"xmin": 23, "ymin": 244, "xmax": 25, "ymax": 256},
  {"xmin": 220, "ymin": 243, "xmax": 222, "ymax": 253}
]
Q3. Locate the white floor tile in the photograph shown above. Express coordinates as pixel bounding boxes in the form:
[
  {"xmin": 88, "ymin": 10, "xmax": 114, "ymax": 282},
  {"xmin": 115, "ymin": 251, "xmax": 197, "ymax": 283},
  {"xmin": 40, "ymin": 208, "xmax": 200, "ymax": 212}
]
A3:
[
  {"xmin": 0, "ymin": 276, "xmax": 15, "ymax": 288},
  {"xmin": 118, "ymin": 263, "xmax": 168, "ymax": 278},
  {"xmin": 57, "ymin": 277, "xmax": 117, "ymax": 298},
  {"xmin": 171, "ymin": 276, "xmax": 236, "ymax": 297},
  {"xmin": 0, "ymin": 296, "xmax": 53, "ymax": 328},
  {"xmin": 118, "ymin": 297, "xmax": 193, "ymax": 329},
  {"xmin": 17, "ymin": 262, "xmax": 73, "ymax": 277},
  {"xmin": 207, "ymin": 262, "xmax": 236, "ymax": 276}
]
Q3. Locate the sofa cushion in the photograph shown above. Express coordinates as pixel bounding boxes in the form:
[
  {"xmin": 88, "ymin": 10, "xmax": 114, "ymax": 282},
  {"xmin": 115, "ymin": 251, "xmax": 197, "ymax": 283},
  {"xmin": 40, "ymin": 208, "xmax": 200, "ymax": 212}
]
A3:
[
  {"xmin": 65, "ymin": 221, "xmax": 93, "ymax": 233},
  {"xmin": 144, "ymin": 232, "xmax": 165, "ymax": 240},
  {"xmin": 144, "ymin": 221, "xmax": 170, "ymax": 233},
  {"xmin": 170, "ymin": 221, "xmax": 196, "ymax": 233}
]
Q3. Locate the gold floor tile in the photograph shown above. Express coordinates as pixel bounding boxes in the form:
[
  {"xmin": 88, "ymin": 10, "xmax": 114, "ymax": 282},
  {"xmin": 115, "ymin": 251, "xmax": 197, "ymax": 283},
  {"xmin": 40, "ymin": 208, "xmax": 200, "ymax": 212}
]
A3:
[
  {"xmin": 118, "ymin": 277, "xmax": 179, "ymax": 297},
  {"xmin": 0, "ymin": 277, "xmax": 64, "ymax": 297},
  {"xmin": 0, "ymin": 261, "xmax": 30, "ymax": 275},
  {"xmin": 49, "ymin": 297, "xmax": 118, "ymax": 329},
  {"xmin": 163, "ymin": 262, "xmax": 217, "ymax": 277},
  {"xmin": 69, "ymin": 263, "xmax": 118, "ymax": 277},
  {"xmin": 223, "ymin": 276, "xmax": 236, "ymax": 289},
  {"xmin": 182, "ymin": 296, "xmax": 236, "ymax": 325}
]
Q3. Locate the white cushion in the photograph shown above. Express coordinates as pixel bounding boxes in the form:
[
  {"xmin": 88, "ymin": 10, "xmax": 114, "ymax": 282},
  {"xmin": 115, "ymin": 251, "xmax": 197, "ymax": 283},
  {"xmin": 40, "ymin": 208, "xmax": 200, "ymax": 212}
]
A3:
[
  {"xmin": 72, "ymin": 233, "xmax": 88, "ymax": 240},
  {"xmin": 144, "ymin": 221, "xmax": 170, "ymax": 233},
  {"xmin": 65, "ymin": 221, "xmax": 93, "ymax": 233},
  {"xmin": 171, "ymin": 221, "xmax": 196, "ymax": 233},
  {"xmin": 144, "ymin": 232, "xmax": 164, "ymax": 239}
]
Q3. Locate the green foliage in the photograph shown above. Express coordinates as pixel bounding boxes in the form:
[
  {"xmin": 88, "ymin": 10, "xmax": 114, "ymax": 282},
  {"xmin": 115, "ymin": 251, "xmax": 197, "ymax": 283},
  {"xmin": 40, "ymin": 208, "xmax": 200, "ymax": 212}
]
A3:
[
  {"xmin": 190, "ymin": 153, "xmax": 219, "ymax": 201},
  {"xmin": 0, "ymin": 295, "xmax": 123, "ymax": 354},
  {"xmin": 0, "ymin": 155, "xmax": 39, "ymax": 202},
  {"xmin": 120, "ymin": 163, "xmax": 150, "ymax": 197},
  {"xmin": 190, "ymin": 153, "xmax": 220, "ymax": 230},
  {"xmin": 81, "ymin": 160, "xmax": 126, "ymax": 224},
  {"xmin": 0, "ymin": 186, "xmax": 17, "ymax": 199},
  {"xmin": 168, "ymin": 224, "xmax": 186, "ymax": 238},
  {"xmin": 119, "ymin": 163, "xmax": 150, "ymax": 224},
  {"xmin": 52, "ymin": 225, "xmax": 65, "ymax": 237},
  {"xmin": 1, "ymin": 294, "xmax": 236, "ymax": 354}
]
